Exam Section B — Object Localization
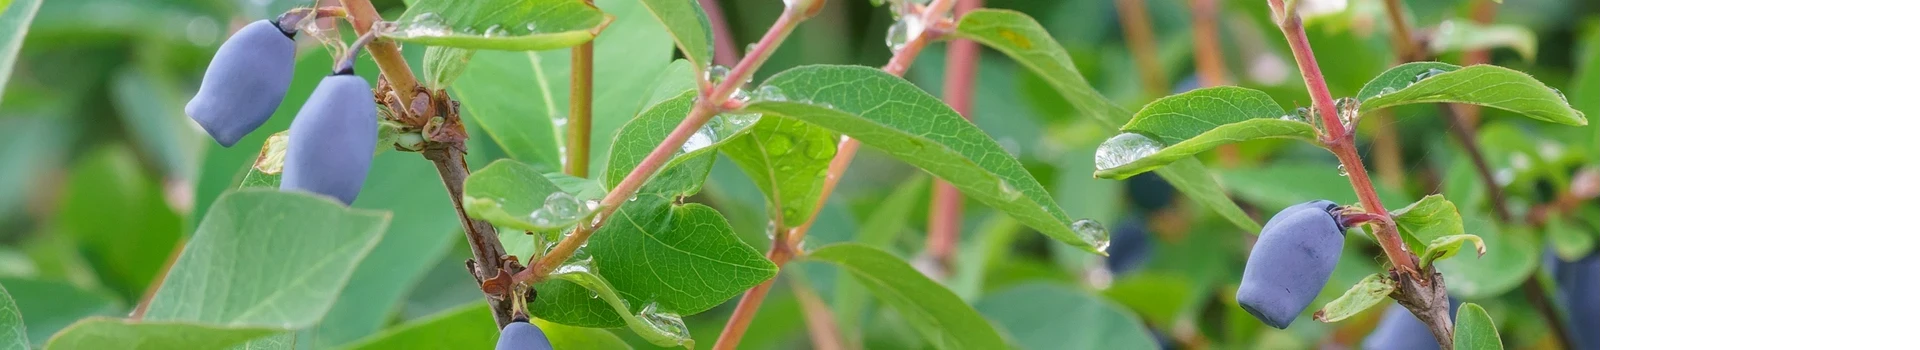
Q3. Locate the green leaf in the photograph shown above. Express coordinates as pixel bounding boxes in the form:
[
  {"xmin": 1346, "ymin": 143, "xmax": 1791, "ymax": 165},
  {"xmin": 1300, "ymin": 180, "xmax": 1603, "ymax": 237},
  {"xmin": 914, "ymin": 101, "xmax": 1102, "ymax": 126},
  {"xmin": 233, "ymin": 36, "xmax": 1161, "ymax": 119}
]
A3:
[
  {"xmin": 1392, "ymin": 195, "xmax": 1466, "ymax": 249},
  {"xmin": 0, "ymin": 278, "xmax": 123, "ymax": 347},
  {"xmin": 340, "ymin": 302, "xmax": 493, "ymax": 350},
  {"xmin": 531, "ymin": 318, "xmax": 634, "ymax": 350},
  {"xmin": 422, "ymin": 46, "xmax": 474, "ymax": 90},
  {"xmin": 0, "ymin": 0, "xmax": 40, "ymax": 100},
  {"xmin": 806, "ymin": 243, "xmax": 1008, "ymax": 350},
  {"xmin": 544, "ymin": 171, "xmax": 608, "ymax": 199},
  {"xmin": 1357, "ymin": 62, "xmax": 1586, "ymax": 126},
  {"xmin": 387, "ymin": 0, "xmax": 613, "ymax": 51},
  {"xmin": 1454, "ymin": 303, "xmax": 1503, "ymax": 350},
  {"xmin": 634, "ymin": 0, "xmax": 714, "ymax": 70},
  {"xmin": 1546, "ymin": 216, "xmax": 1596, "ymax": 261},
  {"xmin": 44, "ymin": 318, "xmax": 278, "ymax": 350},
  {"xmin": 1312, "ymin": 273, "xmax": 1395, "ymax": 323},
  {"xmin": 1435, "ymin": 215, "xmax": 1539, "ymax": 299},
  {"xmin": 548, "ymin": 266, "xmax": 691, "ymax": 348},
  {"xmin": 145, "ymin": 189, "xmax": 391, "ymax": 328},
  {"xmin": 452, "ymin": 0, "xmax": 677, "ymax": 174},
  {"xmin": 0, "ymin": 283, "xmax": 26, "ymax": 350},
  {"xmin": 464, "ymin": 159, "xmax": 597, "ymax": 233},
  {"xmin": 55, "ymin": 146, "xmax": 182, "ymax": 302},
  {"xmin": 1421, "ymin": 234, "xmax": 1487, "ymax": 266},
  {"xmin": 532, "ymin": 90, "xmax": 772, "ymax": 327},
  {"xmin": 1428, "ymin": 21, "xmax": 1537, "ymax": 61},
  {"xmin": 743, "ymin": 65, "xmax": 1102, "ymax": 253},
  {"xmin": 1093, "ymin": 86, "xmax": 1320, "ymax": 179},
  {"xmin": 952, "ymin": 9, "xmax": 1259, "ymax": 233},
  {"xmin": 832, "ymin": 174, "xmax": 928, "ymax": 341},
  {"xmin": 309, "ymin": 155, "xmax": 464, "ymax": 348},
  {"xmin": 974, "ymin": 283, "xmax": 1156, "ymax": 350},
  {"xmin": 718, "ymin": 117, "xmax": 838, "ymax": 228}
]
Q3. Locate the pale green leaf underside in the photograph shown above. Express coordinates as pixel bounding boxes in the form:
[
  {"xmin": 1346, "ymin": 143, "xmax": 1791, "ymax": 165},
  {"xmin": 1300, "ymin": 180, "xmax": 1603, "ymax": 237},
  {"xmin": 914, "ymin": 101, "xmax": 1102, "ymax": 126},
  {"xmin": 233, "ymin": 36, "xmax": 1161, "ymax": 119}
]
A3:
[
  {"xmin": 387, "ymin": 0, "xmax": 613, "ymax": 51},
  {"xmin": 0, "ymin": 284, "xmax": 26, "ymax": 349},
  {"xmin": 1096, "ymin": 86, "xmax": 1320, "ymax": 179},
  {"xmin": 1313, "ymin": 273, "xmax": 1395, "ymax": 323},
  {"xmin": 1392, "ymin": 194, "xmax": 1465, "ymax": 255},
  {"xmin": 1546, "ymin": 217, "xmax": 1596, "ymax": 261},
  {"xmin": 145, "ymin": 190, "xmax": 391, "ymax": 329},
  {"xmin": 44, "ymin": 318, "xmax": 278, "ymax": 350},
  {"xmin": 635, "ymin": 0, "xmax": 714, "ymax": 71},
  {"xmin": 1454, "ymin": 303, "xmax": 1503, "ymax": 350},
  {"xmin": 422, "ymin": 46, "xmax": 474, "ymax": 90},
  {"xmin": 463, "ymin": 159, "xmax": 592, "ymax": 233},
  {"xmin": 807, "ymin": 244, "xmax": 1008, "ymax": 350},
  {"xmin": 550, "ymin": 268, "xmax": 692, "ymax": 348},
  {"xmin": 954, "ymin": 9, "xmax": 1260, "ymax": 233},
  {"xmin": 743, "ymin": 65, "xmax": 1099, "ymax": 253},
  {"xmin": 1421, "ymin": 234, "xmax": 1487, "ymax": 266},
  {"xmin": 1358, "ymin": 62, "xmax": 1586, "ymax": 126},
  {"xmin": 718, "ymin": 117, "xmax": 838, "ymax": 228}
]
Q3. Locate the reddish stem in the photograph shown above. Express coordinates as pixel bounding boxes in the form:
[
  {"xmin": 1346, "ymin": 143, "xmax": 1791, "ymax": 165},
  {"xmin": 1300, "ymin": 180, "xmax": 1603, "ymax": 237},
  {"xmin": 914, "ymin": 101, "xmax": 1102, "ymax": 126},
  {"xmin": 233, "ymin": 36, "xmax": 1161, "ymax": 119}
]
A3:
[
  {"xmin": 927, "ymin": 0, "xmax": 982, "ymax": 272},
  {"xmin": 715, "ymin": 0, "xmax": 957, "ymax": 346},
  {"xmin": 1270, "ymin": 3, "xmax": 1420, "ymax": 276}
]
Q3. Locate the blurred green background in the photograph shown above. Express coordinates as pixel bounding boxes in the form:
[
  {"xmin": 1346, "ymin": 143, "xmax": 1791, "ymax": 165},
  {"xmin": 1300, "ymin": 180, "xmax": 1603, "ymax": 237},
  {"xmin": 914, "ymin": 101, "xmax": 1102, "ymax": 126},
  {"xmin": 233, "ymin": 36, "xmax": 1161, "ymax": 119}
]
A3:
[{"xmin": 0, "ymin": 0, "xmax": 1597, "ymax": 349}]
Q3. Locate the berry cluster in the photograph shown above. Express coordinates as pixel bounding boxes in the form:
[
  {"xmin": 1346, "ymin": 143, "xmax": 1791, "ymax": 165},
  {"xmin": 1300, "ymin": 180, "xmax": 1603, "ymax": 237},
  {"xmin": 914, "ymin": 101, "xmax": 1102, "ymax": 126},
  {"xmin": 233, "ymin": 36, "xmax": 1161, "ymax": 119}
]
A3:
[{"xmin": 187, "ymin": 15, "xmax": 376, "ymax": 204}]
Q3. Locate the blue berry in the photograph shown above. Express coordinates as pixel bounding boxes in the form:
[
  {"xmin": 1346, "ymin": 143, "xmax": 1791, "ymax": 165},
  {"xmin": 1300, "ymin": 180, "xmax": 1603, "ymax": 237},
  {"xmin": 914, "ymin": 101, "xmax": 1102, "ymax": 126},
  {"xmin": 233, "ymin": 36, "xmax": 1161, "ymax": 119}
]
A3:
[
  {"xmin": 496, "ymin": 321, "xmax": 554, "ymax": 350},
  {"xmin": 186, "ymin": 19, "xmax": 295, "ymax": 147},
  {"xmin": 1235, "ymin": 200, "xmax": 1345, "ymax": 329},
  {"xmin": 280, "ymin": 73, "xmax": 375, "ymax": 204},
  {"xmin": 1362, "ymin": 299, "xmax": 1463, "ymax": 350},
  {"xmin": 1104, "ymin": 217, "xmax": 1154, "ymax": 275},
  {"xmin": 1551, "ymin": 250, "xmax": 1600, "ymax": 350}
]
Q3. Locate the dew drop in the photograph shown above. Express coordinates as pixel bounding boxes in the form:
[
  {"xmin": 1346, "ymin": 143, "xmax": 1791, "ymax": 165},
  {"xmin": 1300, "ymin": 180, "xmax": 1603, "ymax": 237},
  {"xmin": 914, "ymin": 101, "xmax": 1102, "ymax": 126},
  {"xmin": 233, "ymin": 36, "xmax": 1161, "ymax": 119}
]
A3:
[
  {"xmin": 765, "ymin": 220, "xmax": 779, "ymax": 240},
  {"xmin": 765, "ymin": 133, "xmax": 795, "ymax": 156},
  {"xmin": 806, "ymin": 137, "xmax": 836, "ymax": 160},
  {"xmin": 1376, "ymin": 86, "xmax": 1398, "ymax": 97},
  {"xmin": 754, "ymin": 85, "xmax": 787, "ymax": 102},
  {"xmin": 1411, "ymin": 68, "xmax": 1447, "ymax": 85},
  {"xmin": 524, "ymin": 22, "xmax": 537, "ymax": 33},
  {"xmin": 885, "ymin": 15, "xmax": 926, "ymax": 53},
  {"xmin": 1334, "ymin": 97, "xmax": 1360, "ymax": 132},
  {"xmin": 996, "ymin": 179, "xmax": 1022, "ymax": 202},
  {"xmin": 528, "ymin": 192, "xmax": 589, "ymax": 228},
  {"xmin": 639, "ymin": 303, "xmax": 693, "ymax": 343},
  {"xmin": 681, "ymin": 126, "xmax": 718, "ymax": 153},
  {"xmin": 552, "ymin": 257, "xmax": 595, "ymax": 275},
  {"xmin": 483, "ymin": 24, "xmax": 508, "ymax": 37},
  {"xmin": 1071, "ymin": 219, "xmax": 1111, "ymax": 254},
  {"xmin": 1550, "ymin": 87, "xmax": 1568, "ymax": 103},
  {"xmin": 706, "ymin": 65, "xmax": 730, "ymax": 85},
  {"xmin": 1337, "ymin": 164, "xmax": 1349, "ymax": 177},
  {"xmin": 1093, "ymin": 133, "xmax": 1165, "ymax": 171}
]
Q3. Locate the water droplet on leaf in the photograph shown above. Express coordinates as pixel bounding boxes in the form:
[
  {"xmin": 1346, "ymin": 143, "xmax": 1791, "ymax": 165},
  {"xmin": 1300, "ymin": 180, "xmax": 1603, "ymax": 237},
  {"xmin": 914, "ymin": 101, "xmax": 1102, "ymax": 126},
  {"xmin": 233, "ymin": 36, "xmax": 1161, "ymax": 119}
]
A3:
[
  {"xmin": 766, "ymin": 133, "xmax": 795, "ymax": 155},
  {"xmin": 1094, "ymin": 133, "xmax": 1165, "ymax": 171},
  {"xmin": 1071, "ymin": 219, "xmax": 1111, "ymax": 254},
  {"xmin": 885, "ymin": 15, "xmax": 926, "ymax": 53}
]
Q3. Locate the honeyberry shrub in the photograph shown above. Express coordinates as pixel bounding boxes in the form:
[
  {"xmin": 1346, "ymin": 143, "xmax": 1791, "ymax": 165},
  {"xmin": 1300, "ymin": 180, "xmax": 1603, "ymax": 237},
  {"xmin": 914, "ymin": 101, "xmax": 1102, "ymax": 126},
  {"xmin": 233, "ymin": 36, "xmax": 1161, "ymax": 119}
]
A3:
[{"xmin": 0, "ymin": 0, "xmax": 1597, "ymax": 349}]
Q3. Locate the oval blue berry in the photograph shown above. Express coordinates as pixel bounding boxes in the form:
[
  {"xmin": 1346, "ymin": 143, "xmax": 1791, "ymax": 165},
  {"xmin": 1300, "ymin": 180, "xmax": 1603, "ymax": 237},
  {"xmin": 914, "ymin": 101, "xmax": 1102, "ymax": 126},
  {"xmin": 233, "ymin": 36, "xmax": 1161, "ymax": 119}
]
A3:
[
  {"xmin": 186, "ymin": 19, "xmax": 295, "ymax": 147},
  {"xmin": 280, "ymin": 74, "xmax": 376, "ymax": 204},
  {"xmin": 496, "ymin": 321, "xmax": 554, "ymax": 350},
  {"xmin": 1235, "ymin": 199, "xmax": 1344, "ymax": 329}
]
